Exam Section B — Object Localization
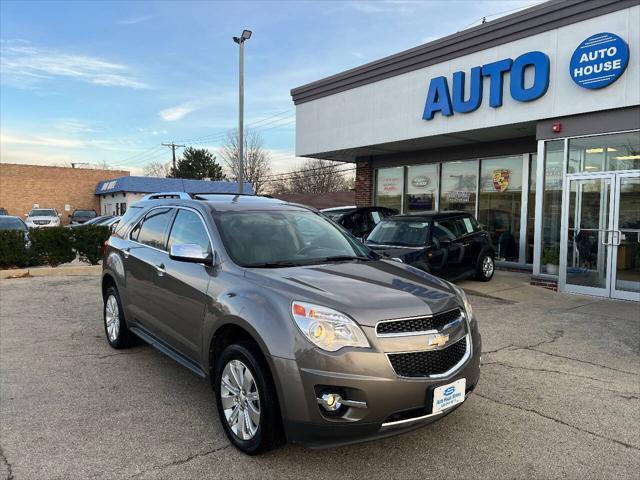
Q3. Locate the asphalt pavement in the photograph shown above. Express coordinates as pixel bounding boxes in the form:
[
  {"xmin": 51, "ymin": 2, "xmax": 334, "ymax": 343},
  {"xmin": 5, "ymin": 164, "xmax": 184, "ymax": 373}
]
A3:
[{"xmin": 0, "ymin": 272, "xmax": 638, "ymax": 479}]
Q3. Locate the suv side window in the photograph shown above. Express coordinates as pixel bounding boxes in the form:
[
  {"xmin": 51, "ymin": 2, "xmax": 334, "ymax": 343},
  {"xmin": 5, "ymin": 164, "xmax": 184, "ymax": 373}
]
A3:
[
  {"xmin": 167, "ymin": 209, "xmax": 211, "ymax": 255},
  {"xmin": 131, "ymin": 208, "xmax": 173, "ymax": 250},
  {"xmin": 459, "ymin": 215, "xmax": 478, "ymax": 235}
]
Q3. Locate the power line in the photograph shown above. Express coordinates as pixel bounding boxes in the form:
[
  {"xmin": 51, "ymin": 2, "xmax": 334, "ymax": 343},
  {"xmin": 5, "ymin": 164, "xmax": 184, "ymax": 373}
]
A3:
[
  {"xmin": 262, "ymin": 161, "xmax": 351, "ymax": 180},
  {"xmin": 261, "ymin": 166, "xmax": 356, "ymax": 184}
]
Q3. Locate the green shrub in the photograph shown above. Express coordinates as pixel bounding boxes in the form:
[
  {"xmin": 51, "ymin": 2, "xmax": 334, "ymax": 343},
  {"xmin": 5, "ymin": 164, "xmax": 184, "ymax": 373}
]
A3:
[
  {"xmin": 72, "ymin": 225, "xmax": 110, "ymax": 265},
  {"xmin": 29, "ymin": 227, "xmax": 75, "ymax": 267},
  {"xmin": 0, "ymin": 231, "xmax": 30, "ymax": 269}
]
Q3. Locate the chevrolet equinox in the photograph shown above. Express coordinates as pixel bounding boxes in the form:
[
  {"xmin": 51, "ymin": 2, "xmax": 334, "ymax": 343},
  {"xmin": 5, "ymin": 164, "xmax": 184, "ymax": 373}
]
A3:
[{"xmin": 101, "ymin": 193, "xmax": 481, "ymax": 454}]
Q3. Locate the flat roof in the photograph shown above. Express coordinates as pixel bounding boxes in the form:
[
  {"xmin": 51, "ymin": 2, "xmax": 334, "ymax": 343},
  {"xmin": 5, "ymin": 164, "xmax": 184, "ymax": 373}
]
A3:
[{"xmin": 290, "ymin": 0, "xmax": 637, "ymax": 105}]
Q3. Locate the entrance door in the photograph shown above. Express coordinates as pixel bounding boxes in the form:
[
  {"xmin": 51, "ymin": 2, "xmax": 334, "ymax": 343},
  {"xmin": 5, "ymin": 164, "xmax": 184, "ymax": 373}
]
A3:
[{"xmin": 560, "ymin": 172, "xmax": 640, "ymax": 300}]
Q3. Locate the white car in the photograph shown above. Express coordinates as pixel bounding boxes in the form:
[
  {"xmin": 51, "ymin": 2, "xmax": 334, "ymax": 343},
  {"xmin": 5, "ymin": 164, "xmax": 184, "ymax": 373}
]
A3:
[{"xmin": 24, "ymin": 208, "xmax": 61, "ymax": 228}]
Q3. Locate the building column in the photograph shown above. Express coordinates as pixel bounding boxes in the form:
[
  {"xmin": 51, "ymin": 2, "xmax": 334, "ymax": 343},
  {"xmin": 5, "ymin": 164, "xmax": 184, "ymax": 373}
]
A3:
[{"xmin": 355, "ymin": 160, "xmax": 373, "ymax": 207}]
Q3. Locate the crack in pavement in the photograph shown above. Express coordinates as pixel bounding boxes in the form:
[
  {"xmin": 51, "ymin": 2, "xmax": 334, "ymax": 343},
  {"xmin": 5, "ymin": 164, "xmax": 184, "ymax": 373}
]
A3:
[
  {"xmin": 0, "ymin": 446, "xmax": 14, "ymax": 480},
  {"xmin": 130, "ymin": 444, "xmax": 231, "ymax": 478},
  {"xmin": 521, "ymin": 348, "xmax": 638, "ymax": 377},
  {"xmin": 481, "ymin": 361, "xmax": 612, "ymax": 384},
  {"xmin": 475, "ymin": 393, "xmax": 640, "ymax": 451}
]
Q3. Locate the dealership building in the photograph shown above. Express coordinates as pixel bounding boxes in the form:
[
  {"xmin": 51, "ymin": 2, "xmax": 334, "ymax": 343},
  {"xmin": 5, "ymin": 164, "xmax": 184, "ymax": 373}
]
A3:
[{"xmin": 292, "ymin": 0, "xmax": 639, "ymax": 300}]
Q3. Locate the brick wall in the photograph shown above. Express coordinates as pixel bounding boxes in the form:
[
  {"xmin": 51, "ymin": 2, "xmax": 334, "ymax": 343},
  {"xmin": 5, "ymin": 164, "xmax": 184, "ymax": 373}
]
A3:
[
  {"xmin": 355, "ymin": 160, "xmax": 373, "ymax": 207},
  {"xmin": 0, "ymin": 164, "xmax": 129, "ymax": 223}
]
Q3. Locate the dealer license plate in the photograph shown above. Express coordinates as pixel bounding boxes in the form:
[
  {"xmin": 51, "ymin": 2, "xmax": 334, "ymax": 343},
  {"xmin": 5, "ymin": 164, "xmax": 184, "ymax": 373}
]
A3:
[{"xmin": 432, "ymin": 378, "xmax": 466, "ymax": 414}]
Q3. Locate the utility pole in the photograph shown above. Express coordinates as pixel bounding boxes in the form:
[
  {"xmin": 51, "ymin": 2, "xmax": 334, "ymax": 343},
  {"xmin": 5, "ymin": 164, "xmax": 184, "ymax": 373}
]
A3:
[
  {"xmin": 162, "ymin": 142, "xmax": 185, "ymax": 172},
  {"xmin": 233, "ymin": 29, "xmax": 252, "ymax": 194}
]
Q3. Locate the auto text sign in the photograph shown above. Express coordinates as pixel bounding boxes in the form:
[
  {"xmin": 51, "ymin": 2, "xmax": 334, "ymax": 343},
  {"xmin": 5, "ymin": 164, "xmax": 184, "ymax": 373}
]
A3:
[
  {"xmin": 569, "ymin": 32, "xmax": 629, "ymax": 89},
  {"xmin": 432, "ymin": 378, "xmax": 466, "ymax": 414}
]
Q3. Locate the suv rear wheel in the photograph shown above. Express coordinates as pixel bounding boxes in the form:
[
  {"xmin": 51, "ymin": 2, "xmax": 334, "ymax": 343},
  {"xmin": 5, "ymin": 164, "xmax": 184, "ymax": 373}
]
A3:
[
  {"xmin": 475, "ymin": 253, "xmax": 495, "ymax": 282},
  {"xmin": 103, "ymin": 285, "xmax": 135, "ymax": 348},
  {"xmin": 215, "ymin": 341, "xmax": 282, "ymax": 454}
]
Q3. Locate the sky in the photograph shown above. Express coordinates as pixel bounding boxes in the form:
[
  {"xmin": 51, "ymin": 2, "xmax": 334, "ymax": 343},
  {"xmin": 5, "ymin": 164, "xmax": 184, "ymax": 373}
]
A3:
[{"xmin": 0, "ymin": 0, "xmax": 543, "ymax": 174}]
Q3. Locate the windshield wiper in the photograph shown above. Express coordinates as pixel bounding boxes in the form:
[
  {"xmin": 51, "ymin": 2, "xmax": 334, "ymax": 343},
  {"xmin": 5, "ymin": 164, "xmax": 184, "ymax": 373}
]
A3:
[
  {"xmin": 246, "ymin": 260, "xmax": 303, "ymax": 268},
  {"xmin": 317, "ymin": 255, "xmax": 372, "ymax": 263}
]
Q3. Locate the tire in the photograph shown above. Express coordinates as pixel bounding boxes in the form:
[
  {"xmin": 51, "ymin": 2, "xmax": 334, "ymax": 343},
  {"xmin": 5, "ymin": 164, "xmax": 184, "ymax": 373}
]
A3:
[
  {"xmin": 214, "ymin": 341, "xmax": 283, "ymax": 454},
  {"xmin": 103, "ymin": 285, "xmax": 135, "ymax": 349},
  {"xmin": 475, "ymin": 252, "xmax": 495, "ymax": 282}
]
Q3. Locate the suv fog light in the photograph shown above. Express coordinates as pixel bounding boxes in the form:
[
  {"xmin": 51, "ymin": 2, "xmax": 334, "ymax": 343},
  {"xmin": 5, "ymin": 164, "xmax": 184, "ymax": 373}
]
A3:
[
  {"xmin": 317, "ymin": 392, "xmax": 368, "ymax": 411},
  {"xmin": 318, "ymin": 393, "xmax": 342, "ymax": 411}
]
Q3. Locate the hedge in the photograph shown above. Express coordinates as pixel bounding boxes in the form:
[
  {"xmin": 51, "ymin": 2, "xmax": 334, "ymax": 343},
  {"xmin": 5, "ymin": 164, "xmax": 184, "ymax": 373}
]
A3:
[{"xmin": 0, "ymin": 225, "xmax": 111, "ymax": 269}]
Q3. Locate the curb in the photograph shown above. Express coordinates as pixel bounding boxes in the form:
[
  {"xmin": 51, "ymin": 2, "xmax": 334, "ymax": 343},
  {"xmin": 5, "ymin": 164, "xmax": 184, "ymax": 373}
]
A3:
[{"xmin": 0, "ymin": 265, "xmax": 101, "ymax": 279}]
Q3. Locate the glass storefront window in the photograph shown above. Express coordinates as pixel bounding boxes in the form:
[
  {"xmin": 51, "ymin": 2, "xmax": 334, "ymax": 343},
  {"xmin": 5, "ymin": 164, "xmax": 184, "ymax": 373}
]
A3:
[
  {"xmin": 478, "ymin": 156, "xmax": 523, "ymax": 261},
  {"xmin": 526, "ymin": 154, "xmax": 537, "ymax": 263},
  {"xmin": 375, "ymin": 167, "xmax": 403, "ymax": 211},
  {"xmin": 568, "ymin": 131, "xmax": 640, "ymax": 173},
  {"xmin": 405, "ymin": 164, "xmax": 438, "ymax": 212},
  {"xmin": 440, "ymin": 160, "xmax": 477, "ymax": 214},
  {"xmin": 540, "ymin": 140, "xmax": 564, "ymax": 275}
]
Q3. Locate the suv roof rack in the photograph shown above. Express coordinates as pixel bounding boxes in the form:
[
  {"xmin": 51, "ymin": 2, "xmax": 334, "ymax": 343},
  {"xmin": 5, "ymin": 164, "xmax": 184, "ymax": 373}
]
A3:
[{"xmin": 139, "ymin": 192, "xmax": 193, "ymax": 201}]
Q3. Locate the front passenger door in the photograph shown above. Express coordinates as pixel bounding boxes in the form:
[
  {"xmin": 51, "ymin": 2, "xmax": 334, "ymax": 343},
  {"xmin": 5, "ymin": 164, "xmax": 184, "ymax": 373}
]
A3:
[{"xmin": 156, "ymin": 208, "xmax": 213, "ymax": 363}]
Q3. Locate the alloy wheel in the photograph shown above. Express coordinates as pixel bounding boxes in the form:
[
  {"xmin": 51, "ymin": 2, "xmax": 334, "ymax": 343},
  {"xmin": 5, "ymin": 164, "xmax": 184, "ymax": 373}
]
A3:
[
  {"xmin": 220, "ymin": 359, "xmax": 261, "ymax": 440},
  {"xmin": 105, "ymin": 295, "xmax": 120, "ymax": 342},
  {"xmin": 482, "ymin": 256, "xmax": 494, "ymax": 277}
]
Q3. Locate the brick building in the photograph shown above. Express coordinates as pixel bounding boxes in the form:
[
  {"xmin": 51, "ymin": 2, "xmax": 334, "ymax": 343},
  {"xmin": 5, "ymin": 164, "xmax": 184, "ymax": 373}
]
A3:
[{"xmin": 0, "ymin": 164, "xmax": 130, "ymax": 223}]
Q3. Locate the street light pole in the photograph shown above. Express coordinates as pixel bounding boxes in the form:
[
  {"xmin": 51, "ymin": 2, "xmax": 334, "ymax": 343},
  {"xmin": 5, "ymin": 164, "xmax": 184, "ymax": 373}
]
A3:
[{"xmin": 233, "ymin": 29, "xmax": 252, "ymax": 194}]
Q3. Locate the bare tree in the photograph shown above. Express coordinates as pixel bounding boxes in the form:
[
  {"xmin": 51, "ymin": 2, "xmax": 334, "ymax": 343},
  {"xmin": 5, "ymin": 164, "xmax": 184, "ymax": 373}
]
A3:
[
  {"xmin": 143, "ymin": 161, "xmax": 172, "ymax": 177},
  {"xmin": 269, "ymin": 159, "xmax": 354, "ymax": 194},
  {"xmin": 220, "ymin": 129, "xmax": 272, "ymax": 195}
]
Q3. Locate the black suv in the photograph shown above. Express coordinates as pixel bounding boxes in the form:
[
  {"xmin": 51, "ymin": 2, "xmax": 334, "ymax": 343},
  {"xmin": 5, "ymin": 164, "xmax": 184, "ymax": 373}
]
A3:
[
  {"xmin": 69, "ymin": 209, "xmax": 97, "ymax": 225},
  {"xmin": 365, "ymin": 211, "xmax": 495, "ymax": 282}
]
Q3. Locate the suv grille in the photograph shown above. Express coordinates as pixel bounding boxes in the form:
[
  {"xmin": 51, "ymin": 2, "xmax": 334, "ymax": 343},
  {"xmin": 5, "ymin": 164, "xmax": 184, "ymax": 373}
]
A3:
[
  {"xmin": 34, "ymin": 220, "xmax": 50, "ymax": 225},
  {"xmin": 376, "ymin": 308, "xmax": 461, "ymax": 335},
  {"xmin": 387, "ymin": 337, "xmax": 467, "ymax": 377}
]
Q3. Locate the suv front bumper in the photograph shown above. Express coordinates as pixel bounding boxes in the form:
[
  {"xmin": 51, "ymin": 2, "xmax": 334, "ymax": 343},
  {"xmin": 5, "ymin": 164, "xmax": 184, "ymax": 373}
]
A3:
[{"xmin": 272, "ymin": 322, "xmax": 481, "ymax": 447}]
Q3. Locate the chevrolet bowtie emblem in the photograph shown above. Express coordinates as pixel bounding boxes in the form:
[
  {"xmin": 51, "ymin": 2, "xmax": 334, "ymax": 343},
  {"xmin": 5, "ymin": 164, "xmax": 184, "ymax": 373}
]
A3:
[{"xmin": 427, "ymin": 333, "xmax": 449, "ymax": 348}]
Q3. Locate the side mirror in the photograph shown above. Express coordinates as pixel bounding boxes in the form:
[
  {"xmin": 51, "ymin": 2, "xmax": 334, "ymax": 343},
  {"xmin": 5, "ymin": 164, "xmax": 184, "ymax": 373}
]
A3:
[
  {"xmin": 24, "ymin": 213, "xmax": 28, "ymax": 217},
  {"xmin": 478, "ymin": 223, "xmax": 486, "ymax": 231},
  {"xmin": 170, "ymin": 243, "xmax": 213, "ymax": 265},
  {"xmin": 58, "ymin": 213, "xmax": 62, "ymax": 217},
  {"xmin": 439, "ymin": 238, "xmax": 452, "ymax": 248}
]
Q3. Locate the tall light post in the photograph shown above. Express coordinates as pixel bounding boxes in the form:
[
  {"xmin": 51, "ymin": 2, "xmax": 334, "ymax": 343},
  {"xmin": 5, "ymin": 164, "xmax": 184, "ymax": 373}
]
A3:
[{"xmin": 233, "ymin": 29, "xmax": 252, "ymax": 194}]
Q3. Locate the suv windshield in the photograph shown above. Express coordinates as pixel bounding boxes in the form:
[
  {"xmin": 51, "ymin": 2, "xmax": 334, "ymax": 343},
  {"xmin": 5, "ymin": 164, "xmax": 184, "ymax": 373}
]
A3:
[
  {"xmin": 29, "ymin": 209, "xmax": 56, "ymax": 217},
  {"xmin": 215, "ymin": 209, "xmax": 372, "ymax": 267},
  {"xmin": 0, "ymin": 217, "xmax": 26, "ymax": 231},
  {"xmin": 367, "ymin": 218, "xmax": 431, "ymax": 247}
]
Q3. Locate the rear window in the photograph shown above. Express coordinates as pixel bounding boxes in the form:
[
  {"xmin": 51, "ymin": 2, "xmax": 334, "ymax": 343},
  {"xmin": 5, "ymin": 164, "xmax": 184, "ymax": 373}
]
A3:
[{"xmin": 73, "ymin": 210, "xmax": 96, "ymax": 218}]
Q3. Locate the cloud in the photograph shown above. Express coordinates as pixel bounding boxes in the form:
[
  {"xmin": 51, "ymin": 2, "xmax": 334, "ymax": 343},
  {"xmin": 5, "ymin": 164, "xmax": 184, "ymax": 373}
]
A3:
[
  {"xmin": 117, "ymin": 15, "xmax": 153, "ymax": 26},
  {"xmin": 159, "ymin": 103, "xmax": 199, "ymax": 121},
  {"xmin": 0, "ymin": 42, "xmax": 148, "ymax": 89},
  {"xmin": 1, "ymin": 130, "xmax": 87, "ymax": 148}
]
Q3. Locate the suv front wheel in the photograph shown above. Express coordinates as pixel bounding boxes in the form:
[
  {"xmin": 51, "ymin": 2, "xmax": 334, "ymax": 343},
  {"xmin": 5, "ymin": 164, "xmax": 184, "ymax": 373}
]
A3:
[{"xmin": 215, "ymin": 341, "xmax": 282, "ymax": 454}]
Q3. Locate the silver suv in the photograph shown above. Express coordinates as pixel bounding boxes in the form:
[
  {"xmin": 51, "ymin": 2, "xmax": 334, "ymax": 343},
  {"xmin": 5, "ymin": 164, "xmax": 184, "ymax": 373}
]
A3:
[
  {"xmin": 24, "ymin": 208, "xmax": 61, "ymax": 228},
  {"xmin": 101, "ymin": 193, "xmax": 481, "ymax": 454}
]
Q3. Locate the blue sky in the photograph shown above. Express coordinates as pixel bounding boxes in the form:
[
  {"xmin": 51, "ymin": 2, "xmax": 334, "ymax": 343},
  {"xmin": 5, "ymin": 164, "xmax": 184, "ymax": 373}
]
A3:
[{"xmin": 0, "ymin": 0, "xmax": 541, "ymax": 174}]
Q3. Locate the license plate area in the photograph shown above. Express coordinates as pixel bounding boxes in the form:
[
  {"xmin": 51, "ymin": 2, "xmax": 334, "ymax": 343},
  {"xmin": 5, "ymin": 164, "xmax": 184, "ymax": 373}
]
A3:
[{"xmin": 431, "ymin": 378, "xmax": 466, "ymax": 414}]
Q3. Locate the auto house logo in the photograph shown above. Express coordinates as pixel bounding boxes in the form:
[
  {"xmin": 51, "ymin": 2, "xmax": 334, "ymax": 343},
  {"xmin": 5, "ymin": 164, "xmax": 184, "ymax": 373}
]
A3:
[{"xmin": 570, "ymin": 32, "xmax": 629, "ymax": 89}]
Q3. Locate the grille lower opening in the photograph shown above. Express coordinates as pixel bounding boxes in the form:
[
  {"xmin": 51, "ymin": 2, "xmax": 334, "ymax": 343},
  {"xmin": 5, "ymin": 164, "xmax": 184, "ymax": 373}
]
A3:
[
  {"xmin": 377, "ymin": 308, "xmax": 461, "ymax": 335},
  {"xmin": 387, "ymin": 337, "xmax": 468, "ymax": 377}
]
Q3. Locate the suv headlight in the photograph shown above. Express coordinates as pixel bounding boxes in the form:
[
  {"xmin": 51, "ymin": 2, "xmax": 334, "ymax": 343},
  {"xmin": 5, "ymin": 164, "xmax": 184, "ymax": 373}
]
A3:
[
  {"xmin": 452, "ymin": 285, "xmax": 473, "ymax": 320},
  {"xmin": 291, "ymin": 301, "xmax": 370, "ymax": 352}
]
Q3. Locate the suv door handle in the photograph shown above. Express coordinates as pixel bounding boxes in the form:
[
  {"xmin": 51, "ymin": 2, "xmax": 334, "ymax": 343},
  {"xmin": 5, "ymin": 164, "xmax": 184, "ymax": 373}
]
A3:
[
  {"xmin": 122, "ymin": 247, "xmax": 130, "ymax": 259},
  {"xmin": 155, "ymin": 263, "xmax": 166, "ymax": 276}
]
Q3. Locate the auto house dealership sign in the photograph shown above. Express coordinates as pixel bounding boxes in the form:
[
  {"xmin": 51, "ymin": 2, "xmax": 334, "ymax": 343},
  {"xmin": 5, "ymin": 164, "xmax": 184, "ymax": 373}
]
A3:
[{"xmin": 423, "ymin": 32, "xmax": 630, "ymax": 120}]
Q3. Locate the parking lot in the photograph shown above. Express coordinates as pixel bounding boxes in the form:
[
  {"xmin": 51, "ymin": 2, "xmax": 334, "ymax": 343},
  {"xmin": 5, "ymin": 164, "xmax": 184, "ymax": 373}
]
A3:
[{"xmin": 0, "ymin": 272, "xmax": 638, "ymax": 479}]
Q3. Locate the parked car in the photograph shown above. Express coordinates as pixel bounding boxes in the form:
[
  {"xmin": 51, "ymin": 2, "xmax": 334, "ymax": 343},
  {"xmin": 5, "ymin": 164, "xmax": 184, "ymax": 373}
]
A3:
[
  {"xmin": 102, "ymin": 193, "xmax": 480, "ymax": 454},
  {"xmin": 0, "ymin": 207, "xmax": 8, "ymax": 215},
  {"xmin": 67, "ymin": 215, "xmax": 114, "ymax": 228},
  {"xmin": 24, "ymin": 208, "xmax": 61, "ymax": 228},
  {"xmin": 69, "ymin": 209, "xmax": 97, "ymax": 225},
  {"xmin": 0, "ymin": 215, "xmax": 30, "ymax": 246},
  {"xmin": 365, "ymin": 211, "xmax": 495, "ymax": 282},
  {"xmin": 323, "ymin": 206, "xmax": 398, "ymax": 238},
  {"xmin": 319, "ymin": 205, "xmax": 356, "ymax": 220}
]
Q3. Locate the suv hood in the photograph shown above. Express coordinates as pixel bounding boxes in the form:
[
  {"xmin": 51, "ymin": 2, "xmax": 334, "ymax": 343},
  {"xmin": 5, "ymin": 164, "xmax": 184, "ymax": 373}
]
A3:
[{"xmin": 245, "ymin": 260, "xmax": 460, "ymax": 327}]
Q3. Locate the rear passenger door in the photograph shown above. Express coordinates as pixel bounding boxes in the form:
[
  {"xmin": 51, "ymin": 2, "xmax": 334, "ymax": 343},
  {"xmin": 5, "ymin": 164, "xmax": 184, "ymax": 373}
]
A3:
[
  {"xmin": 156, "ymin": 208, "xmax": 213, "ymax": 362},
  {"xmin": 126, "ymin": 207, "xmax": 175, "ymax": 335},
  {"xmin": 455, "ymin": 215, "xmax": 484, "ymax": 275},
  {"xmin": 431, "ymin": 217, "xmax": 466, "ymax": 278}
]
